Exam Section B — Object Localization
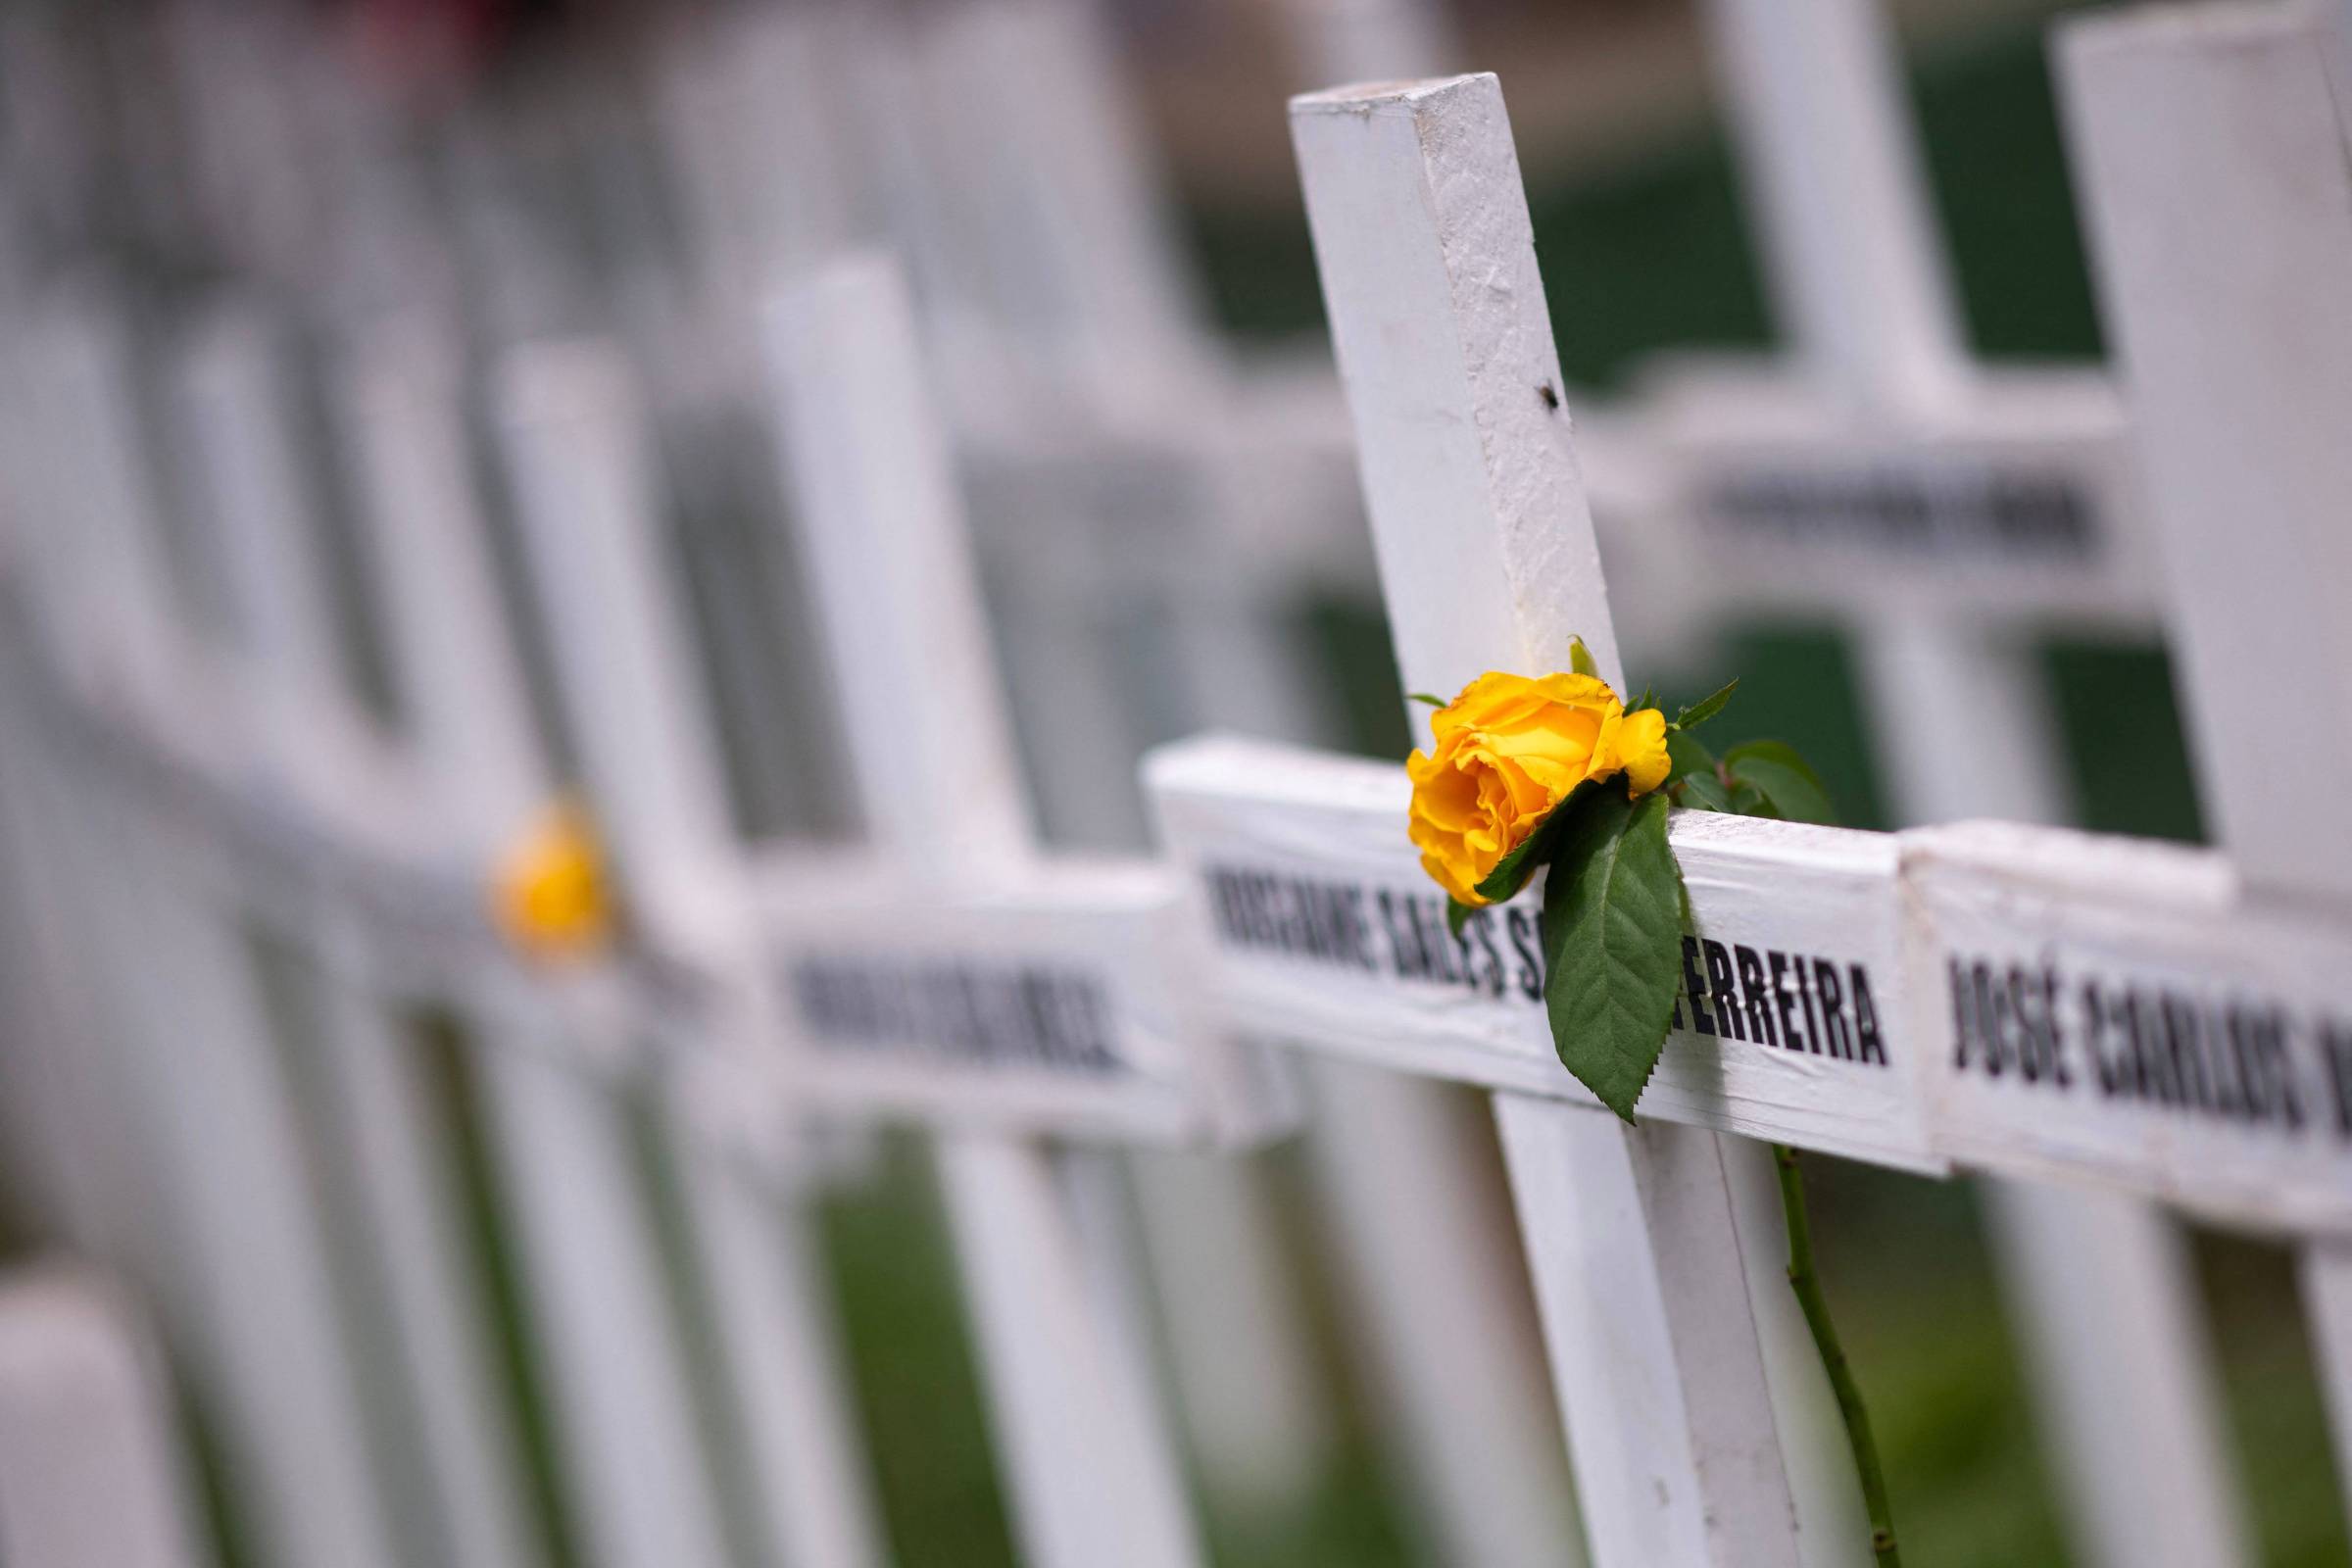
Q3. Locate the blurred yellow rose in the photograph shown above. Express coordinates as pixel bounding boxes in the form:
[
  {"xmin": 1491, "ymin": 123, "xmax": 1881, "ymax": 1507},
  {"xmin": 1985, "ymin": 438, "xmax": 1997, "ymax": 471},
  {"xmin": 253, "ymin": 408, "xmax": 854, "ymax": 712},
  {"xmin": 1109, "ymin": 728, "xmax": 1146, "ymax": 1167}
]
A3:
[
  {"xmin": 1406, "ymin": 670, "xmax": 1673, "ymax": 905},
  {"xmin": 491, "ymin": 799, "xmax": 614, "ymax": 961}
]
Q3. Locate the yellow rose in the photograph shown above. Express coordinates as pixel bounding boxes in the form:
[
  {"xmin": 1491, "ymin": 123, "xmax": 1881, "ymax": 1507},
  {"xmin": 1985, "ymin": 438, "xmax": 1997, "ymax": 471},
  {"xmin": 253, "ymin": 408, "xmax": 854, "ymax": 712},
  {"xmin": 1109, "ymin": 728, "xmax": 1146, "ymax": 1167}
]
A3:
[
  {"xmin": 1406, "ymin": 670, "xmax": 1673, "ymax": 905},
  {"xmin": 491, "ymin": 799, "xmax": 614, "ymax": 961}
]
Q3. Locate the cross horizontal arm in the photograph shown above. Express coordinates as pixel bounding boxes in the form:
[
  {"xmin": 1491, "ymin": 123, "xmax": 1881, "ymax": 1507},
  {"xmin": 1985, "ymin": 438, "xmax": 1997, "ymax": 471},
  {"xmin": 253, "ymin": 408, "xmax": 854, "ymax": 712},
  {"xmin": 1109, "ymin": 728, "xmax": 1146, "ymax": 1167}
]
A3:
[
  {"xmin": 1148, "ymin": 733, "xmax": 2352, "ymax": 1233},
  {"xmin": 0, "ymin": 540, "xmax": 1280, "ymax": 1150},
  {"xmin": 1646, "ymin": 363, "xmax": 2158, "ymax": 626},
  {"xmin": 746, "ymin": 851, "xmax": 1289, "ymax": 1144}
]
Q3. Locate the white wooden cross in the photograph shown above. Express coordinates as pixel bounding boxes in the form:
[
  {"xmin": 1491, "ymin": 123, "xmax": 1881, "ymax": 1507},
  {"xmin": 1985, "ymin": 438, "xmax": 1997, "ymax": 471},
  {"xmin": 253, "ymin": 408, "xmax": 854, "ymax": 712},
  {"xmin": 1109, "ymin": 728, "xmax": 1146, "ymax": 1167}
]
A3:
[
  {"xmin": 172, "ymin": 300, "xmax": 546, "ymax": 1568},
  {"xmin": 720, "ymin": 6, "xmax": 1596, "ymax": 1524},
  {"xmin": 863, "ymin": 0, "xmax": 2229, "ymax": 1548},
  {"xmin": 0, "ymin": 1267, "xmax": 206, "ymax": 1568},
  {"xmin": 17, "ymin": 279, "xmax": 803, "ymax": 1568},
  {"xmin": 2056, "ymin": 0, "xmax": 2352, "ymax": 1509},
  {"xmin": 1, "ymin": 284, "xmax": 409, "ymax": 1568},
  {"xmin": 1644, "ymin": 0, "xmax": 2156, "ymax": 644},
  {"xmin": 1158, "ymin": 74, "xmax": 1874, "ymax": 1566},
  {"xmin": 1614, "ymin": 2, "xmax": 2247, "ymax": 1561},
  {"xmin": 803, "ymin": 6, "xmax": 1584, "ymax": 1552},
  {"xmin": 1130, "ymin": 0, "xmax": 2244, "ymax": 1552},
  {"xmin": 489, "ymin": 254, "xmax": 1287, "ymax": 1568},
  {"xmin": 1148, "ymin": 67, "xmax": 2352, "ymax": 1563},
  {"xmin": 339, "ymin": 311, "xmax": 885, "ymax": 1568}
]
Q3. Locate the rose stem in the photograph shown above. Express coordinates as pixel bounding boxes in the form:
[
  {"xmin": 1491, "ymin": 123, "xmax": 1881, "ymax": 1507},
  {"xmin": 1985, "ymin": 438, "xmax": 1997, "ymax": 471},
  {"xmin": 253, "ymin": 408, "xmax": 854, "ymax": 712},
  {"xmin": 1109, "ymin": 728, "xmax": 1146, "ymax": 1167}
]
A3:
[{"xmin": 1771, "ymin": 1142, "xmax": 1901, "ymax": 1566}]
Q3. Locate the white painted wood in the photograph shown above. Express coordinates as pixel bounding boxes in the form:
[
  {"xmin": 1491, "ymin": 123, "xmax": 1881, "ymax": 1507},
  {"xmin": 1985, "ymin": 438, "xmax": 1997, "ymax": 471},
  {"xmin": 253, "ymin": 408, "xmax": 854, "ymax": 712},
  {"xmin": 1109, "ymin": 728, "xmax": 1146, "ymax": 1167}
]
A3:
[
  {"xmin": 1699, "ymin": 0, "xmax": 1955, "ymax": 415},
  {"xmin": 2304, "ymin": 1252, "xmax": 2352, "ymax": 1510},
  {"xmin": 1288, "ymin": 73, "xmax": 1803, "ymax": 1566},
  {"xmin": 493, "ymin": 335, "xmax": 889, "ymax": 1568},
  {"xmin": 15, "ymin": 295, "xmax": 184, "ymax": 692},
  {"xmin": 43, "ymin": 517, "xmax": 2342, "ymax": 1229},
  {"xmin": 1491, "ymin": 1098, "xmax": 1801, "ymax": 1565},
  {"xmin": 958, "ymin": 342, "xmax": 1568, "ymax": 1550},
  {"xmin": 0, "ymin": 1268, "xmax": 206, "ymax": 1568},
  {"xmin": 2060, "ymin": 0, "xmax": 2352, "ymax": 1510},
  {"xmin": 750, "ymin": 857, "xmax": 1259, "ymax": 1139},
  {"xmin": 908, "ymin": 0, "xmax": 1210, "ymax": 426},
  {"xmin": 754, "ymin": 265, "xmax": 1277, "ymax": 1138},
  {"xmin": 762, "ymin": 251, "xmax": 1206, "ymax": 1568},
  {"xmin": 1987, "ymin": 1181, "xmax": 2242, "ymax": 1568},
  {"xmin": 1153, "ymin": 739, "xmax": 2352, "ymax": 1229},
  {"xmin": 653, "ymin": 7, "xmax": 859, "ymax": 308},
  {"xmin": 1141, "ymin": 438, "xmax": 1578, "ymax": 1561},
  {"xmin": 1901, "ymin": 820, "xmax": 2352, "ymax": 1231},
  {"xmin": 1861, "ymin": 620, "xmax": 2246, "ymax": 1568},
  {"xmin": 1699, "ymin": 0, "xmax": 2244, "ymax": 1558},
  {"xmin": 174, "ymin": 309, "xmax": 349, "ymax": 716},
  {"xmin": 661, "ymin": 1123, "xmax": 885, "ymax": 1568},
  {"xmin": 492, "ymin": 345, "xmax": 744, "ymax": 929},
  {"xmin": 465, "ymin": 1024, "xmax": 739, "ymax": 1568},
  {"xmin": 2059, "ymin": 3, "xmax": 2352, "ymax": 904},
  {"xmin": 178, "ymin": 305, "xmax": 545, "ymax": 1568},
  {"xmin": 338, "ymin": 324, "xmax": 545, "ymax": 833},
  {"xmin": 1295, "ymin": 1057, "xmax": 1578, "ymax": 1565},
  {"xmin": 0, "ymin": 618, "xmax": 159, "ymax": 1281},
  {"xmin": 13, "ymin": 291, "xmax": 406, "ymax": 1568},
  {"xmin": 1646, "ymin": 363, "xmax": 2158, "ymax": 627},
  {"xmin": 69, "ymin": 708, "xmax": 406, "ymax": 1568},
  {"xmin": 0, "ymin": 309, "xmax": 193, "ymax": 1283},
  {"xmin": 981, "ymin": 407, "xmax": 1574, "ymax": 1546},
  {"xmin": 1119, "ymin": 1149, "xmax": 1335, "ymax": 1512},
  {"xmin": 1850, "ymin": 614, "xmax": 2071, "ymax": 834},
  {"xmin": 928, "ymin": 420, "xmax": 1323, "ymax": 1484},
  {"xmin": 343, "ymin": 319, "xmax": 744, "ymax": 1568},
  {"xmin": 1153, "ymin": 736, "xmax": 1927, "ymax": 1166},
  {"xmin": 0, "ymin": 610, "xmax": 198, "ymax": 1264}
]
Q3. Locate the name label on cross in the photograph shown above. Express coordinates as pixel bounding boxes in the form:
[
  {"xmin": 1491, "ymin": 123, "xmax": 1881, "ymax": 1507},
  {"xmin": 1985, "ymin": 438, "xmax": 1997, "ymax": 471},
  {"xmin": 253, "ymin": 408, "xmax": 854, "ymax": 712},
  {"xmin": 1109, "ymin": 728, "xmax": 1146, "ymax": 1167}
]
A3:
[
  {"xmin": 1152, "ymin": 740, "xmax": 2352, "ymax": 1229},
  {"xmin": 1151, "ymin": 737, "xmax": 1937, "ymax": 1172},
  {"xmin": 1653, "ymin": 368, "xmax": 2156, "ymax": 622},
  {"xmin": 1912, "ymin": 825, "xmax": 2352, "ymax": 1233},
  {"xmin": 755, "ymin": 858, "xmax": 1284, "ymax": 1144}
]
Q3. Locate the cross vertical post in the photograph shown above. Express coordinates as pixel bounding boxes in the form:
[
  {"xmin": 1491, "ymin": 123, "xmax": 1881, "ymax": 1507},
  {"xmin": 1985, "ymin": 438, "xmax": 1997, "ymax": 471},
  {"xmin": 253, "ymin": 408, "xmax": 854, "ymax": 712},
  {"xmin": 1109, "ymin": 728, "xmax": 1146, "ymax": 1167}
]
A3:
[
  {"xmin": 0, "ymin": 1271, "xmax": 208, "ymax": 1568},
  {"xmin": 1697, "ymin": 1, "xmax": 2250, "ymax": 1562},
  {"xmin": 2060, "ymin": 2, "xmax": 2352, "ymax": 1512},
  {"xmin": 177, "ymin": 304, "xmax": 542, "ymax": 1568},
  {"xmin": 1290, "ymin": 74, "xmax": 1804, "ymax": 1566},
  {"xmin": 492, "ymin": 337, "xmax": 888, "ymax": 1568},
  {"xmin": 762, "ymin": 251, "xmax": 1206, "ymax": 1568},
  {"xmin": 6, "ymin": 293, "xmax": 407, "ymax": 1568},
  {"xmin": 343, "ymin": 318, "xmax": 753, "ymax": 1568}
]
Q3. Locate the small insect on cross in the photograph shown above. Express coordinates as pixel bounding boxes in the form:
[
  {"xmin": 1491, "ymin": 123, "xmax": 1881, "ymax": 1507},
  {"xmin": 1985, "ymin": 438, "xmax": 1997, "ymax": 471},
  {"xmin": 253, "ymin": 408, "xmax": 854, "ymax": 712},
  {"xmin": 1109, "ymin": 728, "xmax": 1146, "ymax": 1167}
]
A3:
[{"xmin": 1147, "ymin": 62, "xmax": 2352, "ymax": 1566}]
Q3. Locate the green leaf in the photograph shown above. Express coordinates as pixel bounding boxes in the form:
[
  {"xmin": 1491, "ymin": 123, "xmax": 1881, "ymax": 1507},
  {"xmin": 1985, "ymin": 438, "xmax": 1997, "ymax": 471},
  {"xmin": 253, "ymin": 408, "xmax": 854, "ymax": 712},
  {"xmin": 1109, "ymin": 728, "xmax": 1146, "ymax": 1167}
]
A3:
[
  {"xmin": 1722, "ymin": 741, "xmax": 1836, "ymax": 825},
  {"xmin": 1471, "ymin": 779, "xmax": 1592, "ymax": 905},
  {"xmin": 1664, "ymin": 728, "xmax": 1718, "ymax": 787},
  {"xmin": 1540, "ymin": 786, "xmax": 1688, "ymax": 1122},
  {"xmin": 1631, "ymin": 685, "xmax": 1656, "ymax": 713},
  {"xmin": 1677, "ymin": 771, "xmax": 1734, "ymax": 812},
  {"xmin": 1722, "ymin": 739, "xmax": 1828, "ymax": 791},
  {"xmin": 1446, "ymin": 898, "xmax": 1476, "ymax": 940},
  {"xmin": 1407, "ymin": 692, "xmax": 1446, "ymax": 709},
  {"xmin": 1568, "ymin": 636, "xmax": 1598, "ymax": 678},
  {"xmin": 1672, "ymin": 679, "xmax": 1739, "ymax": 732}
]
